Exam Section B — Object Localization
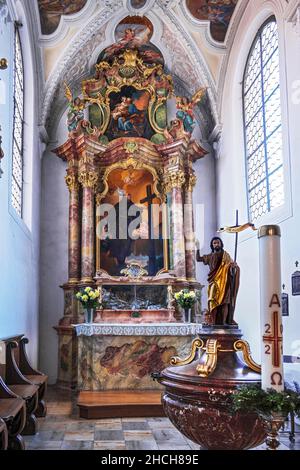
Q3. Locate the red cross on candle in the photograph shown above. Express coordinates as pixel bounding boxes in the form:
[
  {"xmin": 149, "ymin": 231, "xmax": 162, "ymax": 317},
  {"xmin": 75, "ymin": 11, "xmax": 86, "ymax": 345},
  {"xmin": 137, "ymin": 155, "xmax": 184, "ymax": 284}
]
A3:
[{"xmin": 263, "ymin": 311, "xmax": 283, "ymax": 367}]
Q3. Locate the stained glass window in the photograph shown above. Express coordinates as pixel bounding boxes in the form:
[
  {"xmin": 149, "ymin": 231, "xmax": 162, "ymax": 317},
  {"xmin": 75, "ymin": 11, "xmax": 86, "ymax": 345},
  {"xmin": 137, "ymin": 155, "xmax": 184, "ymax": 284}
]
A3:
[
  {"xmin": 11, "ymin": 28, "xmax": 24, "ymax": 217},
  {"xmin": 243, "ymin": 17, "xmax": 284, "ymax": 222}
]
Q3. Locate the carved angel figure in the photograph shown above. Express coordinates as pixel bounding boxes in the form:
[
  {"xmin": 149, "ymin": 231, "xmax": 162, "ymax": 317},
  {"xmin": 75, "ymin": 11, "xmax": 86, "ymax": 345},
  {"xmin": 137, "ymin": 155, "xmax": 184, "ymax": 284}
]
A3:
[
  {"xmin": 175, "ymin": 88, "xmax": 206, "ymax": 134},
  {"xmin": 64, "ymin": 83, "xmax": 85, "ymax": 133}
]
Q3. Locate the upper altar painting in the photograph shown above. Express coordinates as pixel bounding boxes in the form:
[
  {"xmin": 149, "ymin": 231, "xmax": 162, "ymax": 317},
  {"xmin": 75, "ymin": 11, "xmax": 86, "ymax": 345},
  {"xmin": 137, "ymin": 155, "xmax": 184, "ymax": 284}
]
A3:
[
  {"xmin": 98, "ymin": 16, "xmax": 164, "ymax": 66},
  {"xmin": 38, "ymin": 0, "xmax": 87, "ymax": 35},
  {"xmin": 186, "ymin": 0, "xmax": 238, "ymax": 42}
]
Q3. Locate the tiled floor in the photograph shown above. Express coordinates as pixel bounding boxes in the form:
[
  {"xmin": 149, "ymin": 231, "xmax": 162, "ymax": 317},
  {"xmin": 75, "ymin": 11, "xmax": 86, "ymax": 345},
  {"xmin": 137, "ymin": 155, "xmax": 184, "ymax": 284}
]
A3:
[{"xmin": 23, "ymin": 387, "xmax": 300, "ymax": 451}]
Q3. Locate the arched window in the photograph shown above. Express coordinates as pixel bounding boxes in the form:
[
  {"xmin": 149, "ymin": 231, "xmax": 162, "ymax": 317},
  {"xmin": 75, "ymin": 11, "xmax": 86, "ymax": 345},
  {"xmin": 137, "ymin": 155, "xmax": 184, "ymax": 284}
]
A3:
[
  {"xmin": 243, "ymin": 17, "xmax": 284, "ymax": 222},
  {"xmin": 11, "ymin": 27, "xmax": 24, "ymax": 217}
]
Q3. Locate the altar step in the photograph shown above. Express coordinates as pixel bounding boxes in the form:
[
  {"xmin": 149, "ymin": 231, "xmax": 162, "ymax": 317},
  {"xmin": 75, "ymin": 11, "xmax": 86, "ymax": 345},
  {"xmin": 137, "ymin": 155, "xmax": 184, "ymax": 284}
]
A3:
[{"xmin": 77, "ymin": 390, "xmax": 165, "ymax": 419}]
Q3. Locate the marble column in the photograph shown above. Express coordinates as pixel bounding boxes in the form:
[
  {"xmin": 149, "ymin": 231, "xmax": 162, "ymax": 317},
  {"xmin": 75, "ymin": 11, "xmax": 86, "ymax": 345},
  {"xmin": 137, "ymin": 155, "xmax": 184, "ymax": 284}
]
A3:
[
  {"xmin": 79, "ymin": 171, "xmax": 98, "ymax": 283},
  {"xmin": 184, "ymin": 173, "xmax": 197, "ymax": 281},
  {"xmin": 184, "ymin": 174, "xmax": 197, "ymax": 281},
  {"xmin": 167, "ymin": 172, "xmax": 186, "ymax": 279},
  {"xmin": 65, "ymin": 174, "xmax": 81, "ymax": 283}
]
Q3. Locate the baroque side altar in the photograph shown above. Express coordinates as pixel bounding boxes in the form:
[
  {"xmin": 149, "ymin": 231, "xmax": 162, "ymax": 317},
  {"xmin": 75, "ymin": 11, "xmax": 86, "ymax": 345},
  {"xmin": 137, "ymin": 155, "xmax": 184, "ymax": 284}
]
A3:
[{"xmin": 53, "ymin": 23, "xmax": 208, "ymax": 390}]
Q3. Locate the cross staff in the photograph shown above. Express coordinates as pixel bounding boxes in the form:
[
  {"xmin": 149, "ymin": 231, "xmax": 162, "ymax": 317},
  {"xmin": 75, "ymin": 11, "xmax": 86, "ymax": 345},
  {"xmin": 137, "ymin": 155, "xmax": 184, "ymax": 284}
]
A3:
[
  {"xmin": 218, "ymin": 211, "xmax": 257, "ymax": 323},
  {"xmin": 218, "ymin": 210, "xmax": 257, "ymax": 262}
]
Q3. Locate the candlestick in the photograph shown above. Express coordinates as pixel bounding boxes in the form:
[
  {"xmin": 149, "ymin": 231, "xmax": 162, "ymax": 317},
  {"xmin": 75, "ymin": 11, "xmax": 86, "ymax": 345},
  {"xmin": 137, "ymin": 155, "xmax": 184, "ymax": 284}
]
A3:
[{"xmin": 258, "ymin": 225, "xmax": 283, "ymax": 391}]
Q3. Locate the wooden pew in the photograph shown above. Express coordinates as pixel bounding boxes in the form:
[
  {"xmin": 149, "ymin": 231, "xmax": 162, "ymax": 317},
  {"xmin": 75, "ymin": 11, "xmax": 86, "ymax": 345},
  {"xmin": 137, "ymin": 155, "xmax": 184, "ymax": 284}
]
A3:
[
  {"xmin": 0, "ymin": 376, "xmax": 26, "ymax": 450},
  {"xmin": 18, "ymin": 337, "xmax": 48, "ymax": 417},
  {"xmin": 4, "ymin": 341, "xmax": 39, "ymax": 435},
  {"xmin": 0, "ymin": 417, "xmax": 8, "ymax": 450}
]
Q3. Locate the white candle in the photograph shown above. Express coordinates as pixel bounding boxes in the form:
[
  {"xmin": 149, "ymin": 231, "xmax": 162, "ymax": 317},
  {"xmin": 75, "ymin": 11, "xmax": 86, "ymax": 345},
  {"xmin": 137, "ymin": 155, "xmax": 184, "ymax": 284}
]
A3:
[{"xmin": 258, "ymin": 225, "xmax": 284, "ymax": 391}]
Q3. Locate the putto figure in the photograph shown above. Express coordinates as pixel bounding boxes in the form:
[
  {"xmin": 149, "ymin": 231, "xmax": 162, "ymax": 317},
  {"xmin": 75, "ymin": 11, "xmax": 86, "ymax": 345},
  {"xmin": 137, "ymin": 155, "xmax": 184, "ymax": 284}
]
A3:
[
  {"xmin": 64, "ymin": 83, "xmax": 85, "ymax": 133},
  {"xmin": 196, "ymin": 237, "xmax": 240, "ymax": 326},
  {"xmin": 175, "ymin": 88, "xmax": 206, "ymax": 134}
]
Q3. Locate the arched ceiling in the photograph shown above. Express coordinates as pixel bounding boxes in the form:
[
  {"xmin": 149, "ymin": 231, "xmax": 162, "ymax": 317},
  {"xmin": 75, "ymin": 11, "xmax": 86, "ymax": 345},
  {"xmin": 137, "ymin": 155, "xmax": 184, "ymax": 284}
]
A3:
[{"xmin": 29, "ymin": 0, "xmax": 244, "ymax": 142}]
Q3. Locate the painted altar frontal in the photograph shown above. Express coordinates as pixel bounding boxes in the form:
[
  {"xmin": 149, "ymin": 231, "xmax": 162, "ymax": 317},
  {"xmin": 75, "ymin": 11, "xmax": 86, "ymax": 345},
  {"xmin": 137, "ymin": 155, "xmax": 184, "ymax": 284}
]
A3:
[
  {"xmin": 75, "ymin": 324, "xmax": 202, "ymax": 391},
  {"xmin": 53, "ymin": 15, "xmax": 208, "ymax": 390}
]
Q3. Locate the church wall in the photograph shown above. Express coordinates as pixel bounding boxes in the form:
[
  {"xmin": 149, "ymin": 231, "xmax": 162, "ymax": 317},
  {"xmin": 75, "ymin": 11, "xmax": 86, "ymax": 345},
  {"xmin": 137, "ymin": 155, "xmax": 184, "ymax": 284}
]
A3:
[
  {"xmin": 194, "ymin": 152, "xmax": 217, "ymax": 306},
  {"xmin": 216, "ymin": 0, "xmax": 300, "ymax": 382},
  {"xmin": 39, "ymin": 112, "xmax": 69, "ymax": 384},
  {"xmin": 0, "ymin": 2, "xmax": 40, "ymax": 366}
]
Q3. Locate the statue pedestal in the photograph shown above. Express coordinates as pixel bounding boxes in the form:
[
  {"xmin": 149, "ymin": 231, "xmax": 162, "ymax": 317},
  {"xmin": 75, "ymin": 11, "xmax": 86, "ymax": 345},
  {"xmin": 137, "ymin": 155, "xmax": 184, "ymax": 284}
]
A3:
[{"xmin": 156, "ymin": 326, "xmax": 266, "ymax": 450}]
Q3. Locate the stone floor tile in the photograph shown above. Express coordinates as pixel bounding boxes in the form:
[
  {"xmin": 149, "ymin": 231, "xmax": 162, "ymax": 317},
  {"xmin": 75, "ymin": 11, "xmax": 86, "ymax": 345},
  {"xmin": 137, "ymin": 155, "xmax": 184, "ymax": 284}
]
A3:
[
  {"xmin": 94, "ymin": 430, "xmax": 124, "ymax": 441},
  {"xmin": 27, "ymin": 441, "xmax": 62, "ymax": 450},
  {"xmin": 122, "ymin": 421, "xmax": 150, "ymax": 431},
  {"xmin": 126, "ymin": 440, "xmax": 159, "ymax": 450},
  {"xmin": 122, "ymin": 418, "xmax": 148, "ymax": 423},
  {"xmin": 66, "ymin": 422, "xmax": 95, "ymax": 431},
  {"xmin": 61, "ymin": 440, "xmax": 93, "ymax": 450},
  {"xmin": 95, "ymin": 421, "xmax": 122, "ymax": 430},
  {"xmin": 64, "ymin": 430, "xmax": 94, "ymax": 441},
  {"xmin": 94, "ymin": 418, "xmax": 122, "ymax": 425},
  {"xmin": 93, "ymin": 441, "xmax": 126, "ymax": 450},
  {"xmin": 123, "ymin": 430, "xmax": 154, "ymax": 441},
  {"xmin": 152, "ymin": 428, "xmax": 187, "ymax": 442}
]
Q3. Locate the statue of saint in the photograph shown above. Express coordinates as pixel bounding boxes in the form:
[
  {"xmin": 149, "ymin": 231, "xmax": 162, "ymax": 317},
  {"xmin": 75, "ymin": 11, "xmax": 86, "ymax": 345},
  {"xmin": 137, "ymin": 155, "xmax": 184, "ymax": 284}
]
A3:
[{"xmin": 196, "ymin": 237, "xmax": 240, "ymax": 326}]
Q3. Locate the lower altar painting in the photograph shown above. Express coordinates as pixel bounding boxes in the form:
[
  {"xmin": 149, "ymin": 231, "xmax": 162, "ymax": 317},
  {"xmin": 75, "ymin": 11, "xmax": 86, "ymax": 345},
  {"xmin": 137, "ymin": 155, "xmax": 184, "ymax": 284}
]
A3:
[{"xmin": 99, "ymin": 167, "xmax": 165, "ymax": 277}]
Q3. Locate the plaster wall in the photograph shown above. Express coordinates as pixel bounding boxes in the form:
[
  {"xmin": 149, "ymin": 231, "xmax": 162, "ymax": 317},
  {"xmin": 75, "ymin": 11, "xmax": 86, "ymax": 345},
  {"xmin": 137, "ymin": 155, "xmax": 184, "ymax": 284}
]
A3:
[
  {"xmin": 216, "ymin": 0, "xmax": 300, "ymax": 382},
  {"xmin": 0, "ymin": 2, "xmax": 41, "ymax": 366}
]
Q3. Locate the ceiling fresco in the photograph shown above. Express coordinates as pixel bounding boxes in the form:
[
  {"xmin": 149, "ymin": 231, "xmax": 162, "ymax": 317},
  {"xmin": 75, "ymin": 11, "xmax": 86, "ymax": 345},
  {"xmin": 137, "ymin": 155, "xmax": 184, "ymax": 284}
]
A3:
[
  {"xmin": 37, "ymin": 0, "xmax": 87, "ymax": 35},
  {"xmin": 186, "ymin": 0, "xmax": 238, "ymax": 42}
]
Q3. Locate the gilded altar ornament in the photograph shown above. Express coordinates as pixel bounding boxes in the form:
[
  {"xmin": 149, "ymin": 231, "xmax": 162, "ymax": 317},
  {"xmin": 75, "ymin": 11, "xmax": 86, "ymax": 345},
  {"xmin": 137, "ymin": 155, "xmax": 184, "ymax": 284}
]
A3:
[
  {"xmin": 186, "ymin": 173, "xmax": 197, "ymax": 192},
  {"xmin": 78, "ymin": 171, "xmax": 98, "ymax": 189},
  {"xmin": 163, "ymin": 171, "xmax": 185, "ymax": 193},
  {"xmin": 65, "ymin": 174, "xmax": 79, "ymax": 192},
  {"xmin": 233, "ymin": 340, "xmax": 261, "ymax": 373},
  {"xmin": 82, "ymin": 49, "xmax": 173, "ymax": 139},
  {"xmin": 170, "ymin": 338, "xmax": 204, "ymax": 366},
  {"xmin": 120, "ymin": 261, "xmax": 148, "ymax": 278},
  {"xmin": 124, "ymin": 141, "xmax": 138, "ymax": 154}
]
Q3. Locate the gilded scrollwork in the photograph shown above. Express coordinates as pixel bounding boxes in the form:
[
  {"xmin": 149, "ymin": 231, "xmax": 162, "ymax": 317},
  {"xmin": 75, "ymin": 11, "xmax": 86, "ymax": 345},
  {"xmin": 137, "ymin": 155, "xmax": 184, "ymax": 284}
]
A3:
[
  {"xmin": 186, "ymin": 173, "xmax": 197, "ymax": 192},
  {"xmin": 163, "ymin": 170, "xmax": 186, "ymax": 193},
  {"xmin": 196, "ymin": 339, "xmax": 220, "ymax": 378},
  {"xmin": 234, "ymin": 340, "xmax": 261, "ymax": 373},
  {"xmin": 170, "ymin": 338, "xmax": 204, "ymax": 366},
  {"xmin": 65, "ymin": 174, "xmax": 79, "ymax": 192}
]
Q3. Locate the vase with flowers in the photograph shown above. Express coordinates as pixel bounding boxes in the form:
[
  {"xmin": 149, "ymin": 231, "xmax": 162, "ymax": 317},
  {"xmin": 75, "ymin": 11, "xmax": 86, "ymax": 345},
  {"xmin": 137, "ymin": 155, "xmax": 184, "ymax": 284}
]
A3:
[
  {"xmin": 174, "ymin": 289, "xmax": 197, "ymax": 323},
  {"xmin": 76, "ymin": 287, "xmax": 101, "ymax": 323}
]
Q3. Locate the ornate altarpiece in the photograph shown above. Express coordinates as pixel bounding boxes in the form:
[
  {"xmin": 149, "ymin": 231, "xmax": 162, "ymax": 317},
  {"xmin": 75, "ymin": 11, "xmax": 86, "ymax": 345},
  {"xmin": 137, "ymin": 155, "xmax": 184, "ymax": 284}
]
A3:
[{"xmin": 53, "ymin": 22, "xmax": 208, "ymax": 389}]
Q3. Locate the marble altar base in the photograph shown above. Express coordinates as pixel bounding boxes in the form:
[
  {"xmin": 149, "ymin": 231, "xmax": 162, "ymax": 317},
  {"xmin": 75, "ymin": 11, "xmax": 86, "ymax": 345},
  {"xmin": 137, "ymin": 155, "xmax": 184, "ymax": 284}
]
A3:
[
  {"xmin": 75, "ymin": 323, "xmax": 201, "ymax": 391},
  {"xmin": 94, "ymin": 309, "xmax": 176, "ymax": 323}
]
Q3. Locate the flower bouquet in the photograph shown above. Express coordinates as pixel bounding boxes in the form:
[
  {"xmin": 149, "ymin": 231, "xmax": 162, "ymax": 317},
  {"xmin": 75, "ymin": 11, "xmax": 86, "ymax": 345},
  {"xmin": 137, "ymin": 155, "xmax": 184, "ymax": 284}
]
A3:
[
  {"xmin": 76, "ymin": 287, "xmax": 101, "ymax": 323},
  {"xmin": 174, "ymin": 289, "xmax": 197, "ymax": 323}
]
